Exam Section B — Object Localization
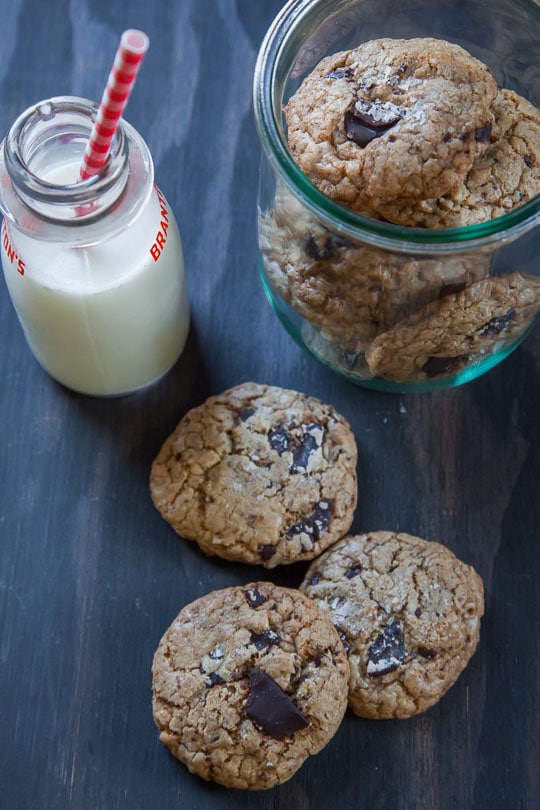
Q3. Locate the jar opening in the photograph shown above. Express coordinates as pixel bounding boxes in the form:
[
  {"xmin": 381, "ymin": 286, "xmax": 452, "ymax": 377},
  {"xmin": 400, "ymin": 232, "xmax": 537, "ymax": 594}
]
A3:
[{"xmin": 253, "ymin": 0, "xmax": 540, "ymax": 253}]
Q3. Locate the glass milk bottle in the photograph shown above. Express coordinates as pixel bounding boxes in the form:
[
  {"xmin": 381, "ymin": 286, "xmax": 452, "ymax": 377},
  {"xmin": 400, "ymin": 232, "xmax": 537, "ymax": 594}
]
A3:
[{"xmin": 0, "ymin": 96, "xmax": 189, "ymax": 396}]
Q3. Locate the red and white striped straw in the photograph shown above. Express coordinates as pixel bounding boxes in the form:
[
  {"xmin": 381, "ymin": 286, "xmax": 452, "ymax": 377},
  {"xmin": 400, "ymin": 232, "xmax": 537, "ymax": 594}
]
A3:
[{"xmin": 79, "ymin": 29, "xmax": 149, "ymax": 181}]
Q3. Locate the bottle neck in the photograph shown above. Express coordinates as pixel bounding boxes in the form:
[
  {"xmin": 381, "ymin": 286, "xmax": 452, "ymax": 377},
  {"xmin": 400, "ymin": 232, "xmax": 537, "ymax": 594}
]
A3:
[{"xmin": 0, "ymin": 96, "xmax": 154, "ymax": 245}]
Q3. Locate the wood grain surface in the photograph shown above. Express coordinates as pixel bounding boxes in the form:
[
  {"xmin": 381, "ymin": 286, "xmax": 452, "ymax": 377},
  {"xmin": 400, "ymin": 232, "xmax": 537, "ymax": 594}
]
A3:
[{"xmin": 0, "ymin": 1, "xmax": 539, "ymax": 808}]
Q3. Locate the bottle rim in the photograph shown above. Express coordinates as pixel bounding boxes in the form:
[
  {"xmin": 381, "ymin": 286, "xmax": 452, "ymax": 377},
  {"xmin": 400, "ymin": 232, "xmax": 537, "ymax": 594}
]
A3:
[
  {"xmin": 0, "ymin": 95, "xmax": 154, "ymax": 244},
  {"xmin": 253, "ymin": 0, "xmax": 540, "ymax": 254},
  {"xmin": 4, "ymin": 96, "xmax": 128, "ymax": 207}
]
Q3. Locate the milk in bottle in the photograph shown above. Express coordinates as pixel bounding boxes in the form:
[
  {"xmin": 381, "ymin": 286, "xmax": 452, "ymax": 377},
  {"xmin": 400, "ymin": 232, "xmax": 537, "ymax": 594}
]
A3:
[{"xmin": 0, "ymin": 97, "xmax": 189, "ymax": 396}]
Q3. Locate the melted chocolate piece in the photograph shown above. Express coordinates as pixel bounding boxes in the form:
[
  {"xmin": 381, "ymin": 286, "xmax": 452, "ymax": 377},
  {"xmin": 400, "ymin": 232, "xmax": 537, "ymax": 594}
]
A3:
[
  {"xmin": 345, "ymin": 99, "xmax": 402, "ymax": 147},
  {"xmin": 244, "ymin": 587, "xmax": 267, "ymax": 608},
  {"xmin": 417, "ymin": 647, "xmax": 437, "ymax": 659},
  {"xmin": 250, "ymin": 629, "xmax": 282, "ymax": 650},
  {"xmin": 344, "ymin": 562, "xmax": 362, "ymax": 579},
  {"xmin": 268, "ymin": 422, "xmax": 326, "ymax": 472},
  {"xmin": 325, "ymin": 67, "xmax": 354, "ymax": 80},
  {"xmin": 239, "ymin": 406, "xmax": 255, "ymax": 422},
  {"xmin": 475, "ymin": 123, "xmax": 492, "ymax": 142},
  {"xmin": 285, "ymin": 500, "xmax": 334, "ymax": 548},
  {"xmin": 291, "ymin": 433, "xmax": 318, "ymax": 472},
  {"xmin": 258, "ymin": 544, "xmax": 277, "ymax": 561},
  {"xmin": 476, "ymin": 309, "xmax": 515, "ymax": 337},
  {"xmin": 337, "ymin": 629, "xmax": 351, "ymax": 654},
  {"xmin": 524, "ymin": 155, "xmax": 534, "ymax": 168},
  {"xmin": 308, "ymin": 570, "xmax": 321, "ymax": 586},
  {"xmin": 344, "ymin": 111, "xmax": 383, "ymax": 147},
  {"xmin": 422, "ymin": 355, "xmax": 466, "ymax": 378},
  {"xmin": 305, "ymin": 234, "xmax": 342, "ymax": 261},
  {"xmin": 290, "ymin": 423, "xmax": 324, "ymax": 473},
  {"xmin": 414, "ymin": 607, "xmax": 422, "ymax": 618},
  {"xmin": 367, "ymin": 619, "xmax": 408, "ymax": 677},
  {"xmin": 267, "ymin": 424, "xmax": 292, "ymax": 455},
  {"xmin": 245, "ymin": 668, "xmax": 309, "ymax": 740},
  {"xmin": 440, "ymin": 282, "xmax": 467, "ymax": 297},
  {"xmin": 205, "ymin": 672, "xmax": 225, "ymax": 687}
]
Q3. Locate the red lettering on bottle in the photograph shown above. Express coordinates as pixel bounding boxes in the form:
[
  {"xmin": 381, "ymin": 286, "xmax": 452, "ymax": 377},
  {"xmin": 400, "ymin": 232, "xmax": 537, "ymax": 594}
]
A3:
[
  {"xmin": 2, "ymin": 220, "xmax": 24, "ymax": 274},
  {"xmin": 155, "ymin": 185, "xmax": 166, "ymax": 208},
  {"xmin": 149, "ymin": 187, "xmax": 174, "ymax": 263}
]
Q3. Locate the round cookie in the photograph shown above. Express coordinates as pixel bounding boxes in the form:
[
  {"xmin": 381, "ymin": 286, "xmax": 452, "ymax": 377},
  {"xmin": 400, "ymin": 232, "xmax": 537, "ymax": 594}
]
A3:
[
  {"xmin": 300, "ymin": 531, "xmax": 484, "ymax": 719},
  {"xmin": 150, "ymin": 382, "xmax": 357, "ymax": 567},
  {"xmin": 364, "ymin": 272, "xmax": 540, "ymax": 382},
  {"xmin": 151, "ymin": 582, "xmax": 350, "ymax": 789},
  {"xmin": 284, "ymin": 37, "xmax": 498, "ymax": 212},
  {"xmin": 260, "ymin": 184, "xmax": 490, "ymax": 355},
  {"xmin": 377, "ymin": 88, "xmax": 540, "ymax": 226}
]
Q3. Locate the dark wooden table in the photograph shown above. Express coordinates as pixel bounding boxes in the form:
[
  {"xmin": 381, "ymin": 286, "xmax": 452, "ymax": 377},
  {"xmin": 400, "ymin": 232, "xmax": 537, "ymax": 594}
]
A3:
[{"xmin": 1, "ymin": 1, "xmax": 539, "ymax": 808}]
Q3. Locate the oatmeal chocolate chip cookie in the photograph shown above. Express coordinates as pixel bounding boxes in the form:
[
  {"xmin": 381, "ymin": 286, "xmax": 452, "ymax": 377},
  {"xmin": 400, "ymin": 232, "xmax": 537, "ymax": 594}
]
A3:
[
  {"xmin": 284, "ymin": 37, "xmax": 498, "ymax": 212},
  {"xmin": 260, "ymin": 185, "xmax": 490, "ymax": 354},
  {"xmin": 150, "ymin": 383, "xmax": 357, "ymax": 567},
  {"xmin": 300, "ymin": 532, "xmax": 484, "ymax": 719},
  {"xmin": 377, "ymin": 88, "xmax": 540, "ymax": 226},
  {"xmin": 152, "ymin": 582, "xmax": 349, "ymax": 789},
  {"xmin": 365, "ymin": 272, "xmax": 540, "ymax": 382}
]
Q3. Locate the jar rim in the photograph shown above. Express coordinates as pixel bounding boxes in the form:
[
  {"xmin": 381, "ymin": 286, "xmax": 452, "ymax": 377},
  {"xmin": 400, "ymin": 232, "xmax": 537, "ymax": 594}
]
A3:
[{"xmin": 253, "ymin": 0, "xmax": 540, "ymax": 252}]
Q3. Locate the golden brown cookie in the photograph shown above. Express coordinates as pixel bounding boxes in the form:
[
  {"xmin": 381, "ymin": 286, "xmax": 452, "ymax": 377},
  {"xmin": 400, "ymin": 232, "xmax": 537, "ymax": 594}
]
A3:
[
  {"xmin": 300, "ymin": 532, "xmax": 484, "ymax": 719},
  {"xmin": 260, "ymin": 184, "xmax": 490, "ymax": 356},
  {"xmin": 152, "ymin": 582, "xmax": 349, "ymax": 789},
  {"xmin": 150, "ymin": 383, "xmax": 357, "ymax": 566},
  {"xmin": 284, "ymin": 38, "xmax": 498, "ymax": 212},
  {"xmin": 365, "ymin": 272, "xmax": 540, "ymax": 382},
  {"xmin": 377, "ymin": 88, "xmax": 540, "ymax": 226}
]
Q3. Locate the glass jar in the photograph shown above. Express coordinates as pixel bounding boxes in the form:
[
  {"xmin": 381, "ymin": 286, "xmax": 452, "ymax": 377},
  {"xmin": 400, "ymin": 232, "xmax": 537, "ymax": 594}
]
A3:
[
  {"xmin": 253, "ymin": 0, "xmax": 540, "ymax": 392},
  {"xmin": 0, "ymin": 96, "xmax": 189, "ymax": 397}
]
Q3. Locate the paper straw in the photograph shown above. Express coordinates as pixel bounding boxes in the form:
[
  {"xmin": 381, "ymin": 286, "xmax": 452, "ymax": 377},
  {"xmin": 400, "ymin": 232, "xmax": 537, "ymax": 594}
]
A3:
[{"xmin": 79, "ymin": 29, "xmax": 149, "ymax": 181}]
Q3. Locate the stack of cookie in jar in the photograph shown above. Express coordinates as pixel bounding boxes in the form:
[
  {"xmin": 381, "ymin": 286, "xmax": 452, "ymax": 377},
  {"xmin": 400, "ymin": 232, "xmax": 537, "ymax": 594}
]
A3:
[
  {"xmin": 149, "ymin": 382, "xmax": 484, "ymax": 790},
  {"xmin": 259, "ymin": 37, "xmax": 540, "ymax": 384}
]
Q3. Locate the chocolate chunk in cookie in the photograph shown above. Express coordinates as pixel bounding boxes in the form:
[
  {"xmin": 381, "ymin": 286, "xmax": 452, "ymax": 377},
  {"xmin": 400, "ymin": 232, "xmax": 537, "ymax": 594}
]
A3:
[
  {"xmin": 285, "ymin": 500, "xmax": 334, "ymax": 551},
  {"xmin": 244, "ymin": 585, "xmax": 268, "ymax": 608},
  {"xmin": 344, "ymin": 99, "xmax": 403, "ymax": 147},
  {"xmin": 150, "ymin": 382, "xmax": 357, "ymax": 566},
  {"xmin": 246, "ymin": 668, "xmax": 309, "ymax": 740},
  {"xmin": 366, "ymin": 618, "xmax": 408, "ymax": 676},
  {"xmin": 152, "ymin": 582, "xmax": 349, "ymax": 788},
  {"xmin": 300, "ymin": 531, "xmax": 484, "ymax": 719}
]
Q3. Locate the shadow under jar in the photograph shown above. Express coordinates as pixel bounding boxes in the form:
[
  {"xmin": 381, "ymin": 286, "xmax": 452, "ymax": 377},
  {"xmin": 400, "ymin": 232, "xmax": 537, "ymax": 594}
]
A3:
[{"xmin": 253, "ymin": 0, "xmax": 540, "ymax": 393}]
